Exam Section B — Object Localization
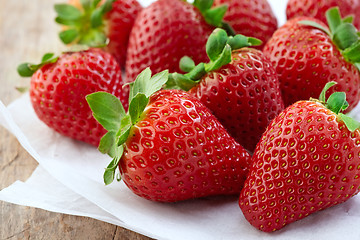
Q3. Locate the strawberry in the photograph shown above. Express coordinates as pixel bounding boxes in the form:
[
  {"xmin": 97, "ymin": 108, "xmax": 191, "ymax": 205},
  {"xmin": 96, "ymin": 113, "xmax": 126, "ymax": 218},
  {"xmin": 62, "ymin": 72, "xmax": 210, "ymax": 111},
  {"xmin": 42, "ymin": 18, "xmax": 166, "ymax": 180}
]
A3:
[
  {"xmin": 86, "ymin": 68, "xmax": 252, "ymax": 202},
  {"xmin": 17, "ymin": 48, "xmax": 127, "ymax": 146},
  {"xmin": 263, "ymin": 7, "xmax": 360, "ymax": 112},
  {"xmin": 239, "ymin": 82, "xmax": 360, "ymax": 232},
  {"xmin": 55, "ymin": 0, "xmax": 142, "ymax": 66},
  {"xmin": 286, "ymin": 0, "xmax": 360, "ymax": 30},
  {"xmin": 167, "ymin": 29, "xmax": 284, "ymax": 153},
  {"xmin": 213, "ymin": 0, "xmax": 278, "ymax": 49},
  {"xmin": 125, "ymin": 0, "xmax": 235, "ymax": 83}
]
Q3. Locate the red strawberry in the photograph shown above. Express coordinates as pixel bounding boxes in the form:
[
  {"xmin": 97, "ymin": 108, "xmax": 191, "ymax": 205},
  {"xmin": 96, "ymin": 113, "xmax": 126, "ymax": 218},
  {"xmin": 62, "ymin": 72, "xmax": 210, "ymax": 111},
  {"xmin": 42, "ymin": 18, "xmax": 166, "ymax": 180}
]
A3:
[
  {"xmin": 286, "ymin": 0, "xmax": 360, "ymax": 30},
  {"xmin": 17, "ymin": 48, "xmax": 127, "ymax": 146},
  {"xmin": 125, "ymin": 0, "xmax": 235, "ymax": 83},
  {"xmin": 239, "ymin": 82, "xmax": 360, "ymax": 232},
  {"xmin": 213, "ymin": 0, "xmax": 278, "ymax": 48},
  {"xmin": 55, "ymin": 0, "xmax": 142, "ymax": 66},
  {"xmin": 263, "ymin": 7, "xmax": 360, "ymax": 112},
  {"xmin": 167, "ymin": 29, "xmax": 284, "ymax": 153},
  {"xmin": 87, "ymin": 68, "xmax": 252, "ymax": 202}
]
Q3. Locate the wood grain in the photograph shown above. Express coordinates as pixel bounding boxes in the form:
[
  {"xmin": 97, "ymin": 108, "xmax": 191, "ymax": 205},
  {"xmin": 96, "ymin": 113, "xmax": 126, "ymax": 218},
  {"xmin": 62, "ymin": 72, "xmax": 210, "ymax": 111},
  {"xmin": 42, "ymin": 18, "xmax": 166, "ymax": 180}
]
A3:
[{"xmin": 0, "ymin": 1, "xmax": 152, "ymax": 239}]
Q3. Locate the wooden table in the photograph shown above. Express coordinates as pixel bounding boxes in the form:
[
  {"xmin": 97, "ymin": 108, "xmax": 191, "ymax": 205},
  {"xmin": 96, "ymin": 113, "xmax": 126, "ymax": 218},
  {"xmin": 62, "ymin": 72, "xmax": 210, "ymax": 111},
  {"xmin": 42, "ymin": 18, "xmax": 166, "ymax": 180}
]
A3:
[{"xmin": 0, "ymin": 1, "xmax": 152, "ymax": 239}]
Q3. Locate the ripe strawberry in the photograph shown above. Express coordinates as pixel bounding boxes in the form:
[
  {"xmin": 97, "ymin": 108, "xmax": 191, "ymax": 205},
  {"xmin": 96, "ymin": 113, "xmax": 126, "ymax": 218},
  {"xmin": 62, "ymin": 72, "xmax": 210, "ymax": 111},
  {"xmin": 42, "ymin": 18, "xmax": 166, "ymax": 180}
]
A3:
[
  {"xmin": 17, "ymin": 48, "xmax": 127, "ymax": 146},
  {"xmin": 55, "ymin": 0, "xmax": 142, "ymax": 66},
  {"xmin": 263, "ymin": 7, "xmax": 360, "ymax": 112},
  {"xmin": 167, "ymin": 29, "xmax": 284, "ymax": 153},
  {"xmin": 213, "ymin": 0, "xmax": 278, "ymax": 48},
  {"xmin": 87, "ymin": 68, "xmax": 252, "ymax": 202},
  {"xmin": 239, "ymin": 82, "xmax": 360, "ymax": 232},
  {"xmin": 125, "ymin": 0, "xmax": 235, "ymax": 83},
  {"xmin": 286, "ymin": 0, "xmax": 360, "ymax": 30}
]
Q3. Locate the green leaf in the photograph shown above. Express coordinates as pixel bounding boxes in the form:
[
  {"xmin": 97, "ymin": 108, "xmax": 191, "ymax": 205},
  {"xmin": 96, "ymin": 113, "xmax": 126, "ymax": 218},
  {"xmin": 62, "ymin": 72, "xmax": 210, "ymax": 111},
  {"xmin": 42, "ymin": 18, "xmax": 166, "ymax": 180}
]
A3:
[
  {"xmin": 86, "ymin": 92, "xmax": 125, "ymax": 132},
  {"xmin": 91, "ymin": 0, "xmax": 114, "ymax": 28},
  {"xmin": 185, "ymin": 63, "xmax": 207, "ymax": 80},
  {"xmin": 319, "ymin": 81, "xmax": 337, "ymax": 102},
  {"xmin": 109, "ymin": 144, "xmax": 124, "ymax": 162},
  {"xmin": 41, "ymin": 53, "xmax": 55, "ymax": 62},
  {"xmin": 130, "ymin": 68, "xmax": 169, "ymax": 100},
  {"xmin": 203, "ymin": 5, "xmax": 228, "ymax": 27},
  {"xmin": 55, "ymin": 4, "xmax": 83, "ymax": 20},
  {"xmin": 17, "ymin": 63, "xmax": 35, "ymax": 77},
  {"xmin": 144, "ymin": 70, "xmax": 169, "ymax": 97},
  {"xmin": 104, "ymin": 167, "xmax": 116, "ymax": 185},
  {"xmin": 221, "ymin": 21, "xmax": 236, "ymax": 36},
  {"xmin": 103, "ymin": 153, "xmax": 122, "ymax": 185},
  {"xmin": 326, "ymin": 92, "xmax": 347, "ymax": 114},
  {"xmin": 91, "ymin": 8, "xmax": 103, "ymax": 28},
  {"xmin": 17, "ymin": 53, "xmax": 58, "ymax": 78},
  {"xmin": 99, "ymin": 131, "xmax": 116, "ymax": 155},
  {"xmin": 326, "ymin": 7, "xmax": 342, "ymax": 34},
  {"xmin": 206, "ymin": 28, "xmax": 228, "ymax": 61},
  {"xmin": 248, "ymin": 37, "xmax": 263, "ymax": 46},
  {"xmin": 339, "ymin": 113, "xmax": 360, "ymax": 132},
  {"xmin": 343, "ymin": 41, "xmax": 360, "ymax": 62},
  {"xmin": 171, "ymin": 73, "xmax": 199, "ymax": 91},
  {"xmin": 226, "ymin": 34, "xmax": 262, "ymax": 50},
  {"xmin": 179, "ymin": 56, "xmax": 196, "ymax": 73},
  {"xmin": 130, "ymin": 68, "xmax": 152, "ymax": 100},
  {"xmin": 205, "ymin": 44, "xmax": 232, "ymax": 72},
  {"xmin": 117, "ymin": 115, "xmax": 132, "ymax": 146},
  {"xmin": 193, "ymin": 0, "xmax": 213, "ymax": 12},
  {"xmin": 59, "ymin": 29, "xmax": 79, "ymax": 44},
  {"xmin": 117, "ymin": 126, "xmax": 131, "ymax": 146},
  {"xmin": 342, "ymin": 100, "xmax": 349, "ymax": 111},
  {"xmin": 129, "ymin": 93, "xmax": 149, "ymax": 124},
  {"xmin": 55, "ymin": 17, "xmax": 78, "ymax": 26},
  {"xmin": 41, "ymin": 53, "xmax": 58, "ymax": 65},
  {"xmin": 107, "ymin": 146, "xmax": 123, "ymax": 169},
  {"xmin": 332, "ymin": 23, "xmax": 358, "ymax": 49},
  {"xmin": 342, "ymin": 15, "xmax": 354, "ymax": 24},
  {"xmin": 298, "ymin": 20, "xmax": 331, "ymax": 35}
]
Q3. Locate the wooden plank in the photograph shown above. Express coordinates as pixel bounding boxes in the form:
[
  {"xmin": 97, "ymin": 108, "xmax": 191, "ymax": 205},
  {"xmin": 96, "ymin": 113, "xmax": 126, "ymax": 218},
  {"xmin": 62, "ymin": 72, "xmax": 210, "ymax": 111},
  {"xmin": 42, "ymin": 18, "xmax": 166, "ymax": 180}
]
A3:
[{"xmin": 0, "ymin": 0, "xmax": 152, "ymax": 239}]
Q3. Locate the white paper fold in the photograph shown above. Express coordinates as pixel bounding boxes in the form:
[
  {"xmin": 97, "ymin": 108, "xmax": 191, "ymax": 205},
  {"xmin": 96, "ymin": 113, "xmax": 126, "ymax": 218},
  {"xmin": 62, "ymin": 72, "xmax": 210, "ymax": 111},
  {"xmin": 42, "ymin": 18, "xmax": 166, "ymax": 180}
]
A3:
[{"xmin": 0, "ymin": 166, "xmax": 124, "ymax": 227}]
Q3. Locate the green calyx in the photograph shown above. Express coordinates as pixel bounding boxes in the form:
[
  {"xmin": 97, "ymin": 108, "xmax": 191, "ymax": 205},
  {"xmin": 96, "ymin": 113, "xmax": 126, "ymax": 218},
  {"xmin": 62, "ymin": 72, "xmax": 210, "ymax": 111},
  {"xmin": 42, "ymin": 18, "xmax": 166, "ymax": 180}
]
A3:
[
  {"xmin": 192, "ymin": 0, "xmax": 235, "ymax": 36},
  {"xmin": 55, "ymin": 0, "xmax": 115, "ymax": 47},
  {"xmin": 317, "ymin": 81, "xmax": 360, "ymax": 132},
  {"xmin": 166, "ymin": 28, "xmax": 262, "ymax": 91},
  {"xmin": 299, "ymin": 7, "xmax": 360, "ymax": 71},
  {"xmin": 86, "ymin": 68, "xmax": 169, "ymax": 185},
  {"xmin": 17, "ymin": 53, "xmax": 59, "ymax": 77}
]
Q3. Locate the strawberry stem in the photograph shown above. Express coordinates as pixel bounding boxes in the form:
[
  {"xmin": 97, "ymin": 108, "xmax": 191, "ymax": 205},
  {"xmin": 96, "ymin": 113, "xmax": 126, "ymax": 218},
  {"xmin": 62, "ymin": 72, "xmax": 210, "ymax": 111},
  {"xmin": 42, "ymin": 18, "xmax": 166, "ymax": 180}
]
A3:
[
  {"xmin": 86, "ymin": 68, "xmax": 169, "ymax": 185},
  {"xmin": 166, "ymin": 28, "xmax": 262, "ymax": 91},
  {"xmin": 299, "ymin": 7, "xmax": 360, "ymax": 71},
  {"xmin": 326, "ymin": 7, "xmax": 342, "ymax": 34},
  {"xmin": 192, "ymin": 0, "xmax": 235, "ymax": 36},
  {"xmin": 317, "ymin": 81, "xmax": 359, "ymax": 132},
  {"xmin": 17, "ymin": 53, "xmax": 59, "ymax": 77},
  {"xmin": 55, "ymin": 0, "xmax": 115, "ymax": 48}
]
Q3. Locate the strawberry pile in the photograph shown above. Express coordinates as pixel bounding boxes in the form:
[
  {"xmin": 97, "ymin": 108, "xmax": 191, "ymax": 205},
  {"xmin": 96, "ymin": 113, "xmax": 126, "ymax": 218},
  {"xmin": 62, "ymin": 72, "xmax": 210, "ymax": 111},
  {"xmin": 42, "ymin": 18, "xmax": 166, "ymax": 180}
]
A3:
[{"xmin": 17, "ymin": 0, "xmax": 360, "ymax": 234}]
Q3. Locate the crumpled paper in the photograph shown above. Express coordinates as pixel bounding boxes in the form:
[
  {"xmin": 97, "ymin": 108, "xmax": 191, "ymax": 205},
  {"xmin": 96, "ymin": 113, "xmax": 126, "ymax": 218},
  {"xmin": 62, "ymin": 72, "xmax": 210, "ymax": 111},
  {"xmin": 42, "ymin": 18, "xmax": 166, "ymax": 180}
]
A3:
[{"xmin": 3, "ymin": 1, "xmax": 360, "ymax": 239}]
